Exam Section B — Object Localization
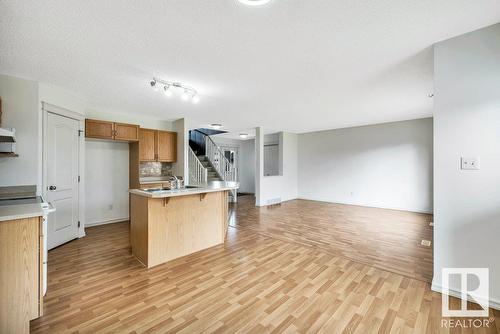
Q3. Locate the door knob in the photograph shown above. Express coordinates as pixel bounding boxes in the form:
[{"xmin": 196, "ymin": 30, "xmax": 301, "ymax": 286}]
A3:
[{"xmin": 49, "ymin": 185, "xmax": 57, "ymax": 191}]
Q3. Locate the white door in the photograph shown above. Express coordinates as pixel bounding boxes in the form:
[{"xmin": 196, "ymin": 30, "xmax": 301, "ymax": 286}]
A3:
[{"xmin": 46, "ymin": 112, "xmax": 80, "ymax": 249}]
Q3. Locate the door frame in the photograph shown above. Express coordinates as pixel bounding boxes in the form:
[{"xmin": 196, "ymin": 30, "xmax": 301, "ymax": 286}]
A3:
[
  {"xmin": 219, "ymin": 145, "xmax": 239, "ymax": 181},
  {"xmin": 42, "ymin": 102, "xmax": 86, "ymax": 239}
]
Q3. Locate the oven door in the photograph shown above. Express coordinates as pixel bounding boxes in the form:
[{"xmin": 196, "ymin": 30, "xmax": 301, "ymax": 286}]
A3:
[{"xmin": 42, "ymin": 202, "xmax": 56, "ymax": 296}]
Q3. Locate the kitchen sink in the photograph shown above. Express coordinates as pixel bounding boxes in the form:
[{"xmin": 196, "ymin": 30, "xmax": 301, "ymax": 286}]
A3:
[{"xmin": 142, "ymin": 186, "xmax": 199, "ymax": 192}]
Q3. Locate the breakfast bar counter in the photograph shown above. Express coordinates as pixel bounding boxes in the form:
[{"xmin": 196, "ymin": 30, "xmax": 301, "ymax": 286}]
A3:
[{"xmin": 129, "ymin": 182, "xmax": 238, "ymax": 268}]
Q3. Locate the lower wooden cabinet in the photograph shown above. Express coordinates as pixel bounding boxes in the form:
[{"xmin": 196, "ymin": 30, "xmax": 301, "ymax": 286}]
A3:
[
  {"xmin": 0, "ymin": 216, "xmax": 44, "ymax": 334},
  {"xmin": 139, "ymin": 183, "xmax": 163, "ymax": 189}
]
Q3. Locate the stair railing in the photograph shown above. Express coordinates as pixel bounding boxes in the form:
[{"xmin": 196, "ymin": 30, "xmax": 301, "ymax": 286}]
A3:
[
  {"xmin": 188, "ymin": 146, "xmax": 208, "ymax": 185},
  {"xmin": 205, "ymin": 135, "xmax": 237, "ymax": 182}
]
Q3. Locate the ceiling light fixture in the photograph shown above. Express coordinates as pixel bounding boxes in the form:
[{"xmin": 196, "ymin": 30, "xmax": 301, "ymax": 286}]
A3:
[
  {"xmin": 150, "ymin": 77, "xmax": 200, "ymax": 103},
  {"xmin": 211, "ymin": 124, "xmax": 222, "ymax": 130},
  {"xmin": 238, "ymin": 0, "xmax": 272, "ymax": 6},
  {"xmin": 239, "ymin": 133, "xmax": 248, "ymax": 139},
  {"xmin": 163, "ymin": 85, "xmax": 173, "ymax": 97}
]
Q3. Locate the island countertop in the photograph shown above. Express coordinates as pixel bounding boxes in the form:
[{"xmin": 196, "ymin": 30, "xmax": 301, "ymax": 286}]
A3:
[
  {"xmin": 129, "ymin": 181, "xmax": 239, "ymax": 198},
  {"xmin": 129, "ymin": 181, "xmax": 236, "ymax": 268}
]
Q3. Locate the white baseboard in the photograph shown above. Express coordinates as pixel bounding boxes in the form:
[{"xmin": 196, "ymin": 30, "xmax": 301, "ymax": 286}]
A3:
[
  {"xmin": 297, "ymin": 196, "xmax": 433, "ymax": 214},
  {"xmin": 85, "ymin": 217, "xmax": 129, "ymax": 227},
  {"xmin": 431, "ymin": 281, "xmax": 500, "ymax": 311}
]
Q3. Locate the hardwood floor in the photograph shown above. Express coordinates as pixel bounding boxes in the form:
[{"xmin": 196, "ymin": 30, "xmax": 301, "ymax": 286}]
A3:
[
  {"xmin": 231, "ymin": 196, "xmax": 434, "ymax": 282},
  {"xmin": 31, "ymin": 202, "xmax": 499, "ymax": 333}
]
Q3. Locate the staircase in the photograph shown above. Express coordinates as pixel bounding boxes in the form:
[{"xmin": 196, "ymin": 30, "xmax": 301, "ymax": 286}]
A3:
[
  {"xmin": 197, "ymin": 155, "xmax": 223, "ymax": 182},
  {"xmin": 188, "ymin": 129, "xmax": 238, "ymax": 202}
]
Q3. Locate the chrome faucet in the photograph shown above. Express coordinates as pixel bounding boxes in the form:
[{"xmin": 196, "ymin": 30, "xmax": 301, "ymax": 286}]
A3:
[{"xmin": 169, "ymin": 176, "xmax": 179, "ymax": 189}]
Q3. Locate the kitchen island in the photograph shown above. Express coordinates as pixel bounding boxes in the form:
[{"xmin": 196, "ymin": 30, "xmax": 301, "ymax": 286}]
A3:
[{"xmin": 129, "ymin": 182, "xmax": 238, "ymax": 268}]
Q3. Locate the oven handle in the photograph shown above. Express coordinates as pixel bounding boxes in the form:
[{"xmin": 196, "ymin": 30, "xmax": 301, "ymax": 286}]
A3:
[{"xmin": 47, "ymin": 202, "xmax": 56, "ymax": 213}]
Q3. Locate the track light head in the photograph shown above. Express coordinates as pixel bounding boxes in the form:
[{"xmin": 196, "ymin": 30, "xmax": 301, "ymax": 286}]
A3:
[
  {"xmin": 163, "ymin": 85, "xmax": 173, "ymax": 97},
  {"xmin": 192, "ymin": 95, "xmax": 200, "ymax": 104},
  {"xmin": 181, "ymin": 90, "xmax": 190, "ymax": 101},
  {"xmin": 150, "ymin": 80, "xmax": 158, "ymax": 91}
]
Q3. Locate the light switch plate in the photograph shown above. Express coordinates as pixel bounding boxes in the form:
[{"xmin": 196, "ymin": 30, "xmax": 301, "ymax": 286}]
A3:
[{"xmin": 461, "ymin": 157, "xmax": 480, "ymax": 170}]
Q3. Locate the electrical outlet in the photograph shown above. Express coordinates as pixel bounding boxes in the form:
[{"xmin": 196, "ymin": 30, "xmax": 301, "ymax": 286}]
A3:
[{"xmin": 461, "ymin": 157, "xmax": 480, "ymax": 170}]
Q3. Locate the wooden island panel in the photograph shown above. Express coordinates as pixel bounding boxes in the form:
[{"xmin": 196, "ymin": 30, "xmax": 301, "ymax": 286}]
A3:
[
  {"xmin": 130, "ymin": 190, "xmax": 229, "ymax": 268},
  {"xmin": 0, "ymin": 216, "xmax": 43, "ymax": 334}
]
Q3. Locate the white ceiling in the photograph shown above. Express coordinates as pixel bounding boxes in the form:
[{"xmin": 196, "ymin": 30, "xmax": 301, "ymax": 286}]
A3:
[{"xmin": 1, "ymin": 1, "xmax": 499, "ymax": 133}]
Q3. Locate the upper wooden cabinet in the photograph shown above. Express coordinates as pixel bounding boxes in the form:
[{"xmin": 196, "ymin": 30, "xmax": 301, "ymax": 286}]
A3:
[
  {"xmin": 139, "ymin": 128, "xmax": 156, "ymax": 161},
  {"xmin": 139, "ymin": 128, "xmax": 177, "ymax": 162},
  {"xmin": 157, "ymin": 130, "xmax": 177, "ymax": 162},
  {"xmin": 114, "ymin": 123, "xmax": 139, "ymax": 141},
  {"xmin": 85, "ymin": 119, "xmax": 139, "ymax": 142},
  {"xmin": 85, "ymin": 119, "xmax": 114, "ymax": 140}
]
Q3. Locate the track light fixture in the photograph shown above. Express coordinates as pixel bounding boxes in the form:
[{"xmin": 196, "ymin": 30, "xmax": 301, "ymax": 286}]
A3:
[{"xmin": 150, "ymin": 77, "xmax": 200, "ymax": 104}]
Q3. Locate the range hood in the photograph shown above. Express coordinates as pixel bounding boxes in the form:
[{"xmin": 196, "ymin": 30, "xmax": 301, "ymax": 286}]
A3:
[{"xmin": 0, "ymin": 128, "xmax": 15, "ymax": 143}]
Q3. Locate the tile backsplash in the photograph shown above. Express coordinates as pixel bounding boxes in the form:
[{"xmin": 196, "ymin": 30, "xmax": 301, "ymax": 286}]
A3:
[{"xmin": 139, "ymin": 162, "xmax": 173, "ymax": 177}]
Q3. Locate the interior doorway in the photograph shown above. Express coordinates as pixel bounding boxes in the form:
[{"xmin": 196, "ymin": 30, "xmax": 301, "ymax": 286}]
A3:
[
  {"xmin": 42, "ymin": 103, "xmax": 84, "ymax": 249},
  {"xmin": 220, "ymin": 145, "xmax": 239, "ymax": 179}
]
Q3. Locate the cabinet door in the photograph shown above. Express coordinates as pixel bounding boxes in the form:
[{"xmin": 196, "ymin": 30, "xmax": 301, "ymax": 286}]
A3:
[
  {"xmin": 140, "ymin": 183, "xmax": 163, "ymax": 189},
  {"xmin": 139, "ymin": 129, "xmax": 156, "ymax": 161},
  {"xmin": 114, "ymin": 123, "xmax": 139, "ymax": 142},
  {"xmin": 0, "ymin": 217, "xmax": 39, "ymax": 333},
  {"xmin": 85, "ymin": 119, "xmax": 114, "ymax": 140},
  {"xmin": 157, "ymin": 131, "xmax": 177, "ymax": 162}
]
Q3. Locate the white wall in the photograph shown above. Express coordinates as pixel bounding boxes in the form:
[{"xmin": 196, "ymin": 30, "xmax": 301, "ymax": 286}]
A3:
[
  {"xmin": 211, "ymin": 136, "xmax": 255, "ymax": 193},
  {"xmin": 39, "ymin": 82, "xmax": 87, "ymax": 115},
  {"xmin": 85, "ymin": 141, "xmax": 130, "ymax": 226},
  {"xmin": 433, "ymin": 23, "xmax": 500, "ymax": 308},
  {"xmin": 298, "ymin": 118, "xmax": 433, "ymax": 213},
  {"xmin": 256, "ymin": 131, "xmax": 298, "ymax": 205},
  {"xmin": 0, "ymin": 74, "xmax": 40, "ymax": 188},
  {"xmin": 173, "ymin": 118, "xmax": 188, "ymax": 179},
  {"xmin": 86, "ymin": 109, "xmax": 173, "ymax": 131},
  {"xmin": 239, "ymin": 139, "xmax": 255, "ymax": 193}
]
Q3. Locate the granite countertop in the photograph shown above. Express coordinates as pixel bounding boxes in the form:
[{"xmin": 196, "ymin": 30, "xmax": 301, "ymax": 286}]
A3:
[
  {"xmin": 129, "ymin": 181, "xmax": 239, "ymax": 198},
  {"xmin": 0, "ymin": 203, "xmax": 44, "ymax": 222}
]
